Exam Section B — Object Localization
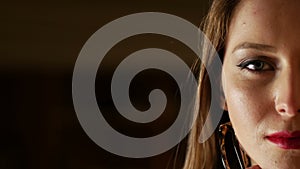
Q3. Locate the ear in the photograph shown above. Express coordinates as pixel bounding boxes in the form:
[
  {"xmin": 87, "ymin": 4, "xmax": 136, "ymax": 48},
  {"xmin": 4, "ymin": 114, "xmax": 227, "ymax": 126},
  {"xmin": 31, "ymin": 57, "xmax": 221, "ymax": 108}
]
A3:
[
  {"xmin": 223, "ymin": 101, "xmax": 228, "ymax": 111},
  {"xmin": 219, "ymin": 84, "xmax": 228, "ymax": 111},
  {"xmin": 219, "ymin": 73, "xmax": 228, "ymax": 111},
  {"xmin": 220, "ymin": 95, "xmax": 228, "ymax": 110}
]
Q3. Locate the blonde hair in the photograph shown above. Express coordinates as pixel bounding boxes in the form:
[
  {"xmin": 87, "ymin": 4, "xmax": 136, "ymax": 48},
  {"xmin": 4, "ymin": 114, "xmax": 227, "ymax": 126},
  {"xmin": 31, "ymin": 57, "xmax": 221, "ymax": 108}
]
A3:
[{"xmin": 183, "ymin": 0, "xmax": 240, "ymax": 169}]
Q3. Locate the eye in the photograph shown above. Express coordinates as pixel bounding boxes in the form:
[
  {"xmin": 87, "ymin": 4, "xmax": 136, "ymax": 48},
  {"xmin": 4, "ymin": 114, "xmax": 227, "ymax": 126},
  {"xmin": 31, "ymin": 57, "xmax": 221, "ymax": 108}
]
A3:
[{"xmin": 237, "ymin": 60, "xmax": 274, "ymax": 71}]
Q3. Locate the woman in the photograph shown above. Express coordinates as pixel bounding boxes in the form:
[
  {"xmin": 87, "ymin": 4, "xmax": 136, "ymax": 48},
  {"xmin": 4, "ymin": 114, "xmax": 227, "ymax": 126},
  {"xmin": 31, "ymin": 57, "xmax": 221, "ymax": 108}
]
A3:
[{"xmin": 183, "ymin": 0, "xmax": 300, "ymax": 169}]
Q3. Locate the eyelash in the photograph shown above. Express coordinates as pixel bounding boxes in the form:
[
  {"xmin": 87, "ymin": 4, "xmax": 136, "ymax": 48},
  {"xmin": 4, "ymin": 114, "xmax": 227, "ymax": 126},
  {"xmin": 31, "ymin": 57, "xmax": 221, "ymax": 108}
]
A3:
[{"xmin": 236, "ymin": 59, "xmax": 274, "ymax": 73}]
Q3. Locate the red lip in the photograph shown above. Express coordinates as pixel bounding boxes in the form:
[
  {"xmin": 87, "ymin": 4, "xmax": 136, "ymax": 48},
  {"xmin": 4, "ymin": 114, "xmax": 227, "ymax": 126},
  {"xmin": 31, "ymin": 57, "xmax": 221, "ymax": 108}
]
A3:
[{"xmin": 266, "ymin": 131, "xmax": 300, "ymax": 149}]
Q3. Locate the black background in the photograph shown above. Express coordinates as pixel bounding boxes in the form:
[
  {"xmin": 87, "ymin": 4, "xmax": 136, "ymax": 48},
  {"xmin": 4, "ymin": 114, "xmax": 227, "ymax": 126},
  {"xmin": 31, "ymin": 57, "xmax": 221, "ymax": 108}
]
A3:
[{"xmin": 1, "ymin": 1, "xmax": 209, "ymax": 169}]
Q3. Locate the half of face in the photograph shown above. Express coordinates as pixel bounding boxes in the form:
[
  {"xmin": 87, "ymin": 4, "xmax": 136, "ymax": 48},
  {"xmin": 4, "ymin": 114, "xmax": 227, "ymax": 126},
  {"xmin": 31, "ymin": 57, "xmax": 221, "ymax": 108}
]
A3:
[{"xmin": 222, "ymin": 0, "xmax": 300, "ymax": 169}]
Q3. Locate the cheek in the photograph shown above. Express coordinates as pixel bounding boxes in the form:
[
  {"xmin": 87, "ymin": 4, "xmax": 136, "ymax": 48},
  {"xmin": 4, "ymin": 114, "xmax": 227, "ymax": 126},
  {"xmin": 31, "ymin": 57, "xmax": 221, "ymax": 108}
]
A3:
[
  {"xmin": 222, "ymin": 74, "xmax": 269, "ymax": 145},
  {"xmin": 226, "ymin": 85, "xmax": 262, "ymax": 126},
  {"xmin": 223, "ymin": 73, "xmax": 266, "ymax": 127}
]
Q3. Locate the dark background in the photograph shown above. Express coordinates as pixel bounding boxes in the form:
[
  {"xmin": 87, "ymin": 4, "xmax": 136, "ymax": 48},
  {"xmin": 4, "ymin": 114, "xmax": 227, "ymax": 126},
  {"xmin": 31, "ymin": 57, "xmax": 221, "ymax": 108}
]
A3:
[{"xmin": 1, "ymin": 1, "xmax": 209, "ymax": 169}]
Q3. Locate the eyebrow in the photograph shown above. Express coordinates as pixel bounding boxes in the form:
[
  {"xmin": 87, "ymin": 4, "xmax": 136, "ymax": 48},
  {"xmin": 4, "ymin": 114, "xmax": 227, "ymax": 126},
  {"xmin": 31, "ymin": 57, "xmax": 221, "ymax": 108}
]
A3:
[{"xmin": 232, "ymin": 42, "xmax": 277, "ymax": 53}]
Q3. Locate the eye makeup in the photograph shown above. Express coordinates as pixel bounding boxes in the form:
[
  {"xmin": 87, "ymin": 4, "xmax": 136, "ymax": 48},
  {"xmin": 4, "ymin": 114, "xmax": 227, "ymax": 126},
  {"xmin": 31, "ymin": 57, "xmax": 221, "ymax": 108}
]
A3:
[{"xmin": 237, "ymin": 59, "xmax": 274, "ymax": 72}]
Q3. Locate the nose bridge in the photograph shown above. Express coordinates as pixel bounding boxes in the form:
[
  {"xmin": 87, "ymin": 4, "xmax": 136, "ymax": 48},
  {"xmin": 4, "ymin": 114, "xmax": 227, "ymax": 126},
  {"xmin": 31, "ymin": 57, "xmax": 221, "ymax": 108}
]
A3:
[{"xmin": 275, "ymin": 65, "xmax": 300, "ymax": 116}]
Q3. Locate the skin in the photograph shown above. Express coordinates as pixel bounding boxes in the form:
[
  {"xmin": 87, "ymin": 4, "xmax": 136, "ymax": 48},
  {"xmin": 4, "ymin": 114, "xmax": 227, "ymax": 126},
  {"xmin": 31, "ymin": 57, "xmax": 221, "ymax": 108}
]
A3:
[{"xmin": 222, "ymin": 0, "xmax": 300, "ymax": 169}]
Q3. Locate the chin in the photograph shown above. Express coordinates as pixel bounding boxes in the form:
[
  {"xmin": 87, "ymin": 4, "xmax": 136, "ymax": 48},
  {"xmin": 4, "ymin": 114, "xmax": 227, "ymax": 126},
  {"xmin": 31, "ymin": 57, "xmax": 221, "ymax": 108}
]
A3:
[
  {"xmin": 259, "ymin": 154, "xmax": 300, "ymax": 169},
  {"xmin": 266, "ymin": 164, "xmax": 299, "ymax": 169}
]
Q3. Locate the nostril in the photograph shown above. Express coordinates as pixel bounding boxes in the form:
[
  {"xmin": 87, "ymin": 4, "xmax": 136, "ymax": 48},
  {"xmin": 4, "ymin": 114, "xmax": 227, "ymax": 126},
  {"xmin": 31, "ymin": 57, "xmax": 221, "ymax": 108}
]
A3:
[
  {"xmin": 276, "ymin": 103, "xmax": 300, "ymax": 117},
  {"xmin": 275, "ymin": 103, "xmax": 287, "ymax": 114},
  {"xmin": 277, "ymin": 108, "xmax": 286, "ymax": 114},
  {"xmin": 274, "ymin": 95, "xmax": 300, "ymax": 116}
]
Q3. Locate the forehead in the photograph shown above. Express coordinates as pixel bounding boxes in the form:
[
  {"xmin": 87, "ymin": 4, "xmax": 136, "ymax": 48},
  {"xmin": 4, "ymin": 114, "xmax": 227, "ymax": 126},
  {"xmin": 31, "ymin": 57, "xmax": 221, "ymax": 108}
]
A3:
[{"xmin": 226, "ymin": 0, "xmax": 300, "ymax": 50}]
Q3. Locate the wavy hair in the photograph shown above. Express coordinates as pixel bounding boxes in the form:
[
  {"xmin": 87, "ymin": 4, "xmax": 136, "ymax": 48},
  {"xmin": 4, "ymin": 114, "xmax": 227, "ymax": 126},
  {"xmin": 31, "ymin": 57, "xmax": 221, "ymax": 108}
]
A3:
[{"xmin": 183, "ymin": 0, "xmax": 240, "ymax": 169}]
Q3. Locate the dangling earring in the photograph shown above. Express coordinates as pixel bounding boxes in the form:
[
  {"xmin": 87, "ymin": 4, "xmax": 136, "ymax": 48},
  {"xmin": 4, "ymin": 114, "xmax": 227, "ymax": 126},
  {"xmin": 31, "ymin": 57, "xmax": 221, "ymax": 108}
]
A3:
[{"xmin": 218, "ymin": 122, "xmax": 250, "ymax": 169}]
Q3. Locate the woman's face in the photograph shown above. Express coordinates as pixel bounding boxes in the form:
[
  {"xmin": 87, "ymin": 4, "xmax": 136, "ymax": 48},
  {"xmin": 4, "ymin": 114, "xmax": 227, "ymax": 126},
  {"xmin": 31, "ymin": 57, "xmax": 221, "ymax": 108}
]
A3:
[{"xmin": 222, "ymin": 0, "xmax": 300, "ymax": 168}]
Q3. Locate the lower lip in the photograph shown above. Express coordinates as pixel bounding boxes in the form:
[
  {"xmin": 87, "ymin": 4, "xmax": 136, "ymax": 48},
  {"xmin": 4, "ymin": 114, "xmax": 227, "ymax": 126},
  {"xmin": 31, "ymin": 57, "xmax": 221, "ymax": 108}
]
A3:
[{"xmin": 266, "ymin": 133, "xmax": 300, "ymax": 149}]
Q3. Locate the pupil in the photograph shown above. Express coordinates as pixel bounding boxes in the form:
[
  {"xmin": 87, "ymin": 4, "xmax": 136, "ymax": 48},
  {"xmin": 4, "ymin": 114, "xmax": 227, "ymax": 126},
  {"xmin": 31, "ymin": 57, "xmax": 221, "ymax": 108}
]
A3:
[{"xmin": 254, "ymin": 61, "xmax": 263, "ymax": 69}]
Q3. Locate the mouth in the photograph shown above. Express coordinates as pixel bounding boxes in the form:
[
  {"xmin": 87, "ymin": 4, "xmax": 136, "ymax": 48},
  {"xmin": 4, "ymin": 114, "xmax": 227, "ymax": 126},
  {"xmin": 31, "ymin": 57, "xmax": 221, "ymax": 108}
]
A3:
[{"xmin": 266, "ymin": 131, "xmax": 300, "ymax": 149}]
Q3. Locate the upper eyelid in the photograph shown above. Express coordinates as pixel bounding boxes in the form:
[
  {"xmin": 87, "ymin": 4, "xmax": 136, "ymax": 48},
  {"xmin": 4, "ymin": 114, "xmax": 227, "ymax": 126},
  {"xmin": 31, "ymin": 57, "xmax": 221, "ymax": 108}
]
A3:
[
  {"xmin": 233, "ymin": 48, "xmax": 279, "ymax": 63},
  {"xmin": 238, "ymin": 60, "xmax": 273, "ymax": 69},
  {"xmin": 236, "ymin": 55, "xmax": 277, "ymax": 68},
  {"xmin": 237, "ymin": 59, "xmax": 276, "ymax": 72}
]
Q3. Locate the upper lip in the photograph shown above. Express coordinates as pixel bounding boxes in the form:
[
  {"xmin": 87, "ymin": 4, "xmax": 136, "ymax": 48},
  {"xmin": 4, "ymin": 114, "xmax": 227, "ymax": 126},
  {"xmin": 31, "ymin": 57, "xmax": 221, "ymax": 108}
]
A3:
[{"xmin": 266, "ymin": 131, "xmax": 300, "ymax": 138}]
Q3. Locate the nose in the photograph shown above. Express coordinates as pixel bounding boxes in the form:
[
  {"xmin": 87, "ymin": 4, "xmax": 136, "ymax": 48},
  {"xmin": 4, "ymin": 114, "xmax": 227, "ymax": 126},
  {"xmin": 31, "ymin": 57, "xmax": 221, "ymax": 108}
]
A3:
[{"xmin": 275, "ymin": 67, "xmax": 300, "ymax": 118}]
